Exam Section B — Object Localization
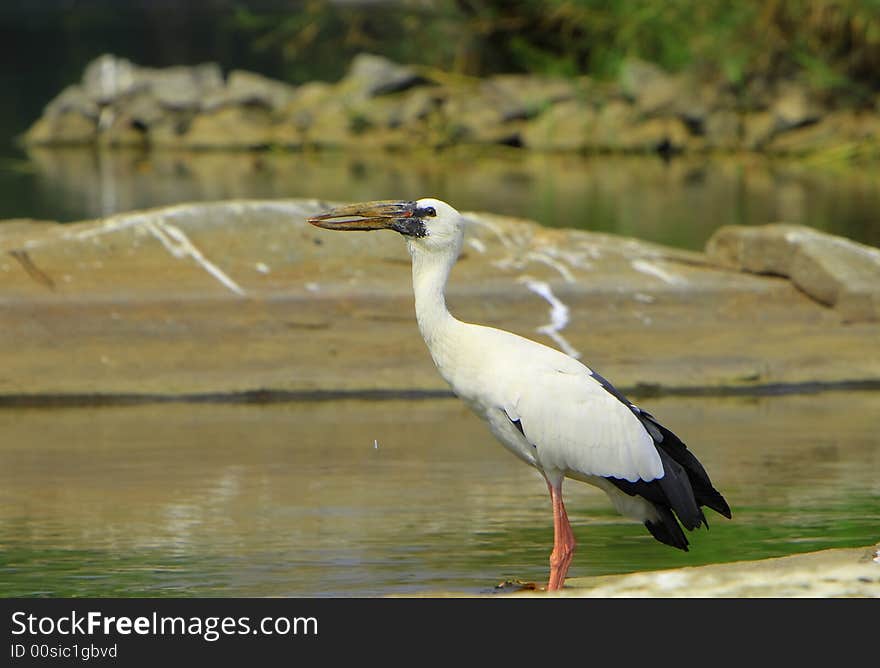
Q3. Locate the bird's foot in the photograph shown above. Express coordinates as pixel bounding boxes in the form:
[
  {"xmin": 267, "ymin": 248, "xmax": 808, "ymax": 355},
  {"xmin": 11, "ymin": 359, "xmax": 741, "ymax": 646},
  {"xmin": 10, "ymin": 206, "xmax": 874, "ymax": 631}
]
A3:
[{"xmin": 494, "ymin": 579, "xmax": 542, "ymax": 592}]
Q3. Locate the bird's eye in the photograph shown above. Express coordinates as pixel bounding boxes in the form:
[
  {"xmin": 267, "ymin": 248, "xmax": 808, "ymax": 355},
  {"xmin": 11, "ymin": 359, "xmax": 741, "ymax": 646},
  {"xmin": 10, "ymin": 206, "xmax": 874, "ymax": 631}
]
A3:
[{"xmin": 425, "ymin": 207, "xmax": 436, "ymax": 217}]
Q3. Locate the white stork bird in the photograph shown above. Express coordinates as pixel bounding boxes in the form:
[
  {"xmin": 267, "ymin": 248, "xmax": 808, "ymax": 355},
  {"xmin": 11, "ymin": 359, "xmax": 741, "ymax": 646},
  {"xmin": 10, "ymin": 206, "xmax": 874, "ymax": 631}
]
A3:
[{"xmin": 308, "ymin": 198, "xmax": 731, "ymax": 591}]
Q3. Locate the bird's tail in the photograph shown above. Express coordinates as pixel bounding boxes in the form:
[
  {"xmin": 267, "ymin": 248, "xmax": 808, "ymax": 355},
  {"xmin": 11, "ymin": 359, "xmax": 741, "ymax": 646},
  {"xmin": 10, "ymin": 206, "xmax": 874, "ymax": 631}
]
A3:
[{"xmin": 610, "ymin": 413, "xmax": 731, "ymax": 551}]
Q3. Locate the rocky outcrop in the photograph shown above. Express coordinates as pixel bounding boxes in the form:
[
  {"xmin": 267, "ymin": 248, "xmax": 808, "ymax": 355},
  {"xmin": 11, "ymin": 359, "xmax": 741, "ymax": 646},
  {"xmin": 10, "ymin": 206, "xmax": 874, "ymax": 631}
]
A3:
[
  {"xmin": 507, "ymin": 544, "xmax": 880, "ymax": 597},
  {"xmin": 1, "ymin": 200, "xmax": 878, "ymax": 399},
  {"xmin": 706, "ymin": 223, "xmax": 880, "ymax": 322},
  {"xmin": 22, "ymin": 54, "xmax": 880, "ymax": 158}
]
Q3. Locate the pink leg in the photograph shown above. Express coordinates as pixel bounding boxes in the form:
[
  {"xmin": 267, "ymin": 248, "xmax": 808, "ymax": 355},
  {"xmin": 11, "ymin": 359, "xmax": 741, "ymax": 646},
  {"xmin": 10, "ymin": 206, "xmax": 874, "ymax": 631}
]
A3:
[{"xmin": 546, "ymin": 478, "xmax": 576, "ymax": 591}]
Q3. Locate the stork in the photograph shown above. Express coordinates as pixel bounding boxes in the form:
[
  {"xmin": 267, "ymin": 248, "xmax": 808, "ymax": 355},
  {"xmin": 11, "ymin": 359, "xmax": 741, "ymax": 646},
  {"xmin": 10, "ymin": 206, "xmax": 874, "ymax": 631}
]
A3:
[{"xmin": 308, "ymin": 198, "xmax": 731, "ymax": 591}]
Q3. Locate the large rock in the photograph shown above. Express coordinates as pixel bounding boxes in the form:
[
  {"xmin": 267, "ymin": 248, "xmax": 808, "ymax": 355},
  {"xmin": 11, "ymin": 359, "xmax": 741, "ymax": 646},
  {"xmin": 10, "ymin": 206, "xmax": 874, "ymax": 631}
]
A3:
[
  {"xmin": 119, "ymin": 91, "xmax": 166, "ymax": 128},
  {"xmin": 521, "ymin": 100, "xmax": 595, "ymax": 151},
  {"xmin": 512, "ymin": 544, "xmax": 880, "ymax": 598},
  {"xmin": 441, "ymin": 86, "xmax": 523, "ymax": 146},
  {"xmin": 277, "ymin": 82, "xmax": 335, "ymax": 130},
  {"xmin": 706, "ymin": 223, "xmax": 880, "ymax": 322},
  {"xmin": 394, "ymin": 87, "xmax": 444, "ymax": 127},
  {"xmin": 95, "ymin": 110, "xmax": 149, "ymax": 147},
  {"xmin": 146, "ymin": 112, "xmax": 196, "ymax": 145},
  {"xmin": 183, "ymin": 106, "xmax": 276, "ymax": 148},
  {"xmin": 82, "ymin": 54, "xmax": 142, "ymax": 104},
  {"xmin": 742, "ymin": 111, "xmax": 777, "ymax": 150},
  {"xmin": 482, "ymin": 74, "xmax": 577, "ymax": 121},
  {"xmin": 300, "ymin": 100, "xmax": 359, "ymax": 147},
  {"xmin": 739, "ymin": 84, "xmax": 823, "ymax": 151},
  {"xmin": 1, "ymin": 201, "xmax": 879, "ymax": 398},
  {"xmin": 618, "ymin": 58, "xmax": 683, "ymax": 116},
  {"xmin": 22, "ymin": 111, "xmax": 97, "ymax": 145},
  {"xmin": 341, "ymin": 53, "xmax": 429, "ymax": 97},
  {"xmin": 44, "ymin": 85, "xmax": 101, "ymax": 120},
  {"xmin": 142, "ymin": 63, "xmax": 225, "ymax": 110},
  {"xmin": 770, "ymin": 110, "xmax": 880, "ymax": 155},
  {"xmin": 202, "ymin": 70, "xmax": 298, "ymax": 112},
  {"xmin": 771, "ymin": 82, "xmax": 821, "ymax": 132},
  {"xmin": 24, "ymin": 55, "xmax": 225, "ymax": 146},
  {"xmin": 273, "ymin": 81, "xmax": 398, "ymax": 147},
  {"xmin": 672, "ymin": 77, "xmax": 736, "ymax": 133},
  {"xmin": 591, "ymin": 100, "xmax": 638, "ymax": 150},
  {"xmin": 618, "ymin": 117, "xmax": 691, "ymax": 153},
  {"xmin": 703, "ymin": 110, "xmax": 741, "ymax": 149},
  {"xmin": 23, "ymin": 85, "xmax": 101, "ymax": 145},
  {"xmin": 82, "ymin": 54, "xmax": 224, "ymax": 110}
]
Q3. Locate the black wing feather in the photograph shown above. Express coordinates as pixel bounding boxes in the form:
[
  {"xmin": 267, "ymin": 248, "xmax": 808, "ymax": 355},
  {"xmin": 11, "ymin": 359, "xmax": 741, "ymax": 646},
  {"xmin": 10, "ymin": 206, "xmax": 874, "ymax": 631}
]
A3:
[
  {"xmin": 590, "ymin": 369, "xmax": 731, "ymax": 550},
  {"xmin": 639, "ymin": 411, "xmax": 732, "ymax": 520},
  {"xmin": 644, "ymin": 505, "xmax": 690, "ymax": 551}
]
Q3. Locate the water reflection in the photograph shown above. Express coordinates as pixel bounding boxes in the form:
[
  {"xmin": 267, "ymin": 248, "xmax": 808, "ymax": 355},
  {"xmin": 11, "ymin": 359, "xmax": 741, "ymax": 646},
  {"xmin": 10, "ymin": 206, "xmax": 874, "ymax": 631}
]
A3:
[
  {"xmin": 8, "ymin": 146, "xmax": 880, "ymax": 250},
  {"xmin": 0, "ymin": 393, "xmax": 877, "ymax": 596}
]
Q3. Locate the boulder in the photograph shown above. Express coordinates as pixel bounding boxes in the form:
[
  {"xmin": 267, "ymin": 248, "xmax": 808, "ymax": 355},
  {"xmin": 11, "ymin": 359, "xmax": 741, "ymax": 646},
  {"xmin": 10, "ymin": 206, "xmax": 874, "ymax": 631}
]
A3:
[
  {"xmin": 706, "ymin": 224, "xmax": 880, "ymax": 322},
  {"xmin": 706, "ymin": 223, "xmax": 803, "ymax": 275},
  {"xmin": 90, "ymin": 92, "xmax": 166, "ymax": 146},
  {"xmin": 346, "ymin": 94, "xmax": 411, "ymax": 131},
  {"xmin": 441, "ymin": 87, "xmax": 522, "ymax": 146},
  {"xmin": 22, "ymin": 85, "xmax": 102, "ymax": 145},
  {"xmin": 202, "ymin": 70, "xmax": 297, "ymax": 112},
  {"xmin": 703, "ymin": 110, "xmax": 741, "ymax": 149},
  {"xmin": 146, "ymin": 112, "xmax": 196, "ymax": 146},
  {"xmin": 22, "ymin": 111, "xmax": 97, "ymax": 145},
  {"xmin": 341, "ymin": 53, "xmax": 429, "ymax": 97},
  {"xmin": 591, "ymin": 100, "xmax": 638, "ymax": 150},
  {"xmin": 278, "ymin": 81, "xmax": 336, "ymax": 131},
  {"xmin": 44, "ymin": 85, "xmax": 100, "ymax": 120},
  {"xmin": 619, "ymin": 117, "xmax": 691, "ymax": 153},
  {"xmin": 770, "ymin": 110, "xmax": 880, "ymax": 155},
  {"xmin": 521, "ymin": 100, "xmax": 595, "ymax": 151},
  {"xmin": 672, "ymin": 77, "xmax": 736, "ymax": 133},
  {"xmin": 24, "ymin": 56, "xmax": 226, "ymax": 145},
  {"xmin": 183, "ymin": 106, "xmax": 276, "ymax": 148},
  {"xmin": 618, "ymin": 58, "xmax": 682, "ymax": 116},
  {"xmin": 142, "ymin": 63, "xmax": 225, "ymax": 110},
  {"xmin": 481, "ymin": 74, "xmax": 577, "ymax": 121},
  {"xmin": 82, "ymin": 54, "xmax": 142, "ymax": 104},
  {"xmin": 81, "ymin": 54, "xmax": 224, "ymax": 111},
  {"xmin": 739, "ymin": 84, "xmax": 822, "ymax": 151},
  {"xmin": 394, "ymin": 87, "xmax": 444, "ymax": 127},
  {"xmin": 742, "ymin": 111, "xmax": 777, "ymax": 150},
  {"xmin": 95, "ymin": 110, "xmax": 149, "ymax": 147},
  {"xmin": 771, "ymin": 83, "xmax": 821, "ymax": 132},
  {"xmin": 119, "ymin": 91, "xmax": 167, "ymax": 128},
  {"xmin": 300, "ymin": 100, "xmax": 358, "ymax": 147},
  {"xmin": 792, "ymin": 235, "xmax": 880, "ymax": 321}
]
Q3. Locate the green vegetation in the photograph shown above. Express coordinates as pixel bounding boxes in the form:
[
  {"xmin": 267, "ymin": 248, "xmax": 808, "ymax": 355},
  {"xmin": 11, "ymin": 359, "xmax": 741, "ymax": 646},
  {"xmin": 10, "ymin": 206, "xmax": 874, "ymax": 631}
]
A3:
[{"xmin": 233, "ymin": 0, "xmax": 880, "ymax": 101}]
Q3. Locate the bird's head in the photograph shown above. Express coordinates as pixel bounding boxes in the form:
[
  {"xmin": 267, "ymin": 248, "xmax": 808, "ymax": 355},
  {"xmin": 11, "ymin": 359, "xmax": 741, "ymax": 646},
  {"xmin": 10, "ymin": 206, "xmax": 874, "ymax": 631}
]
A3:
[{"xmin": 307, "ymin": 197, "xmax": 464, "ymax": 256}]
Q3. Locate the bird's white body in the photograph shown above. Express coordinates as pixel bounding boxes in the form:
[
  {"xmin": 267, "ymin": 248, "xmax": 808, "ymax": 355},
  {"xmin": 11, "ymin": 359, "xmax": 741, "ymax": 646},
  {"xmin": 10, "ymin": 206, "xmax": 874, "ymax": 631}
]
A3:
[
  {"xmin": 406, "ymin": 206, "xmax": 663, "ymax": 525},
  {"xmin": 309, "ymin": 196, "xmax": 729, "ymax": 589}
]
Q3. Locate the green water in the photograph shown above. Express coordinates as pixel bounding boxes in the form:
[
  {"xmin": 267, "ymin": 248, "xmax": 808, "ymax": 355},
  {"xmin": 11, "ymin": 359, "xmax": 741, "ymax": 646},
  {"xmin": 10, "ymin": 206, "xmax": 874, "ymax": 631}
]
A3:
[
  {"xmin": 1, "ymin": 393, "xmax": 877, "ymax": 597},
  {"xmin": 3, "ymin": 147, "xmax": 880, "ymax": 251}
]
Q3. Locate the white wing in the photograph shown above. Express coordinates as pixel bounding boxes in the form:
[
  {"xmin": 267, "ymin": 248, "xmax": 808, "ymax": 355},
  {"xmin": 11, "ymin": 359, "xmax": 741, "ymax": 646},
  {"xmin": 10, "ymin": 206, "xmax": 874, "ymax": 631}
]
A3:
[
  {"xmin": 512, "ymin": 366, "xmax": 662, "ymax": 482},
  {"xmin": 445, "ymin": 324, "xmax": 663, "ymax": 483}
]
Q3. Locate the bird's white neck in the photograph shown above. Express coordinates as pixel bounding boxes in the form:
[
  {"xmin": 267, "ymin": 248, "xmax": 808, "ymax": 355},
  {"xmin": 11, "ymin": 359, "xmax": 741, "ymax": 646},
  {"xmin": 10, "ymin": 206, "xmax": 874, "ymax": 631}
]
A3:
[{"xmin": 407, "ymin": 238, "xmax": 461, "ymax": 347}]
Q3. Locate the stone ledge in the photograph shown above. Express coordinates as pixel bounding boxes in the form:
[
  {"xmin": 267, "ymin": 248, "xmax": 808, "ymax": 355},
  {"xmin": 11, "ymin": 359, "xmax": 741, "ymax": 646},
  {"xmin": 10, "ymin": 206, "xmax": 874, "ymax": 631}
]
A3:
[
  {"xmin": 706, "ymin": 223, "xmax": 880, "ymax": 322},
  {"xmin": 502, "ymin": 544, "xmax": 880, "ymax": 597},
  {"xmin": 1, "ymin": 200, "xmax": 878, "ymax": 397}
]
